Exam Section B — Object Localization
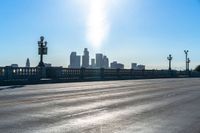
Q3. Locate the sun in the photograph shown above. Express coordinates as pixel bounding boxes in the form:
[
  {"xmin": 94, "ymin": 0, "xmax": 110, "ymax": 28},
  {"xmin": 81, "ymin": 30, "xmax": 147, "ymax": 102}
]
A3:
[
  {"xmin": 74, "ymin": 0, "xmax": 121, "ymax": 48},
  {"xmin": 86, "ymin": 0, "xmax": 110, "ymax": 48}
]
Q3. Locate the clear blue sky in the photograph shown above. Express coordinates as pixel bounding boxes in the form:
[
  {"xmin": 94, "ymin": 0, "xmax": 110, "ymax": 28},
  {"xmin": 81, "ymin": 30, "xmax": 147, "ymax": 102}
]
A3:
[{"xmin": 0, "ymin": 0, "xmax": 200, "ymax": 69}]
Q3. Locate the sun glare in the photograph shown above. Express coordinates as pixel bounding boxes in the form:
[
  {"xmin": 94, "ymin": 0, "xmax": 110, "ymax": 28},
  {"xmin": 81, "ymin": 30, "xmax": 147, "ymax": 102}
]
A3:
[
  {"xmin": 86, "ymin": 0, "xmax": 110, "ymax": 48},
  {"xmin": 74, "ymin": 0, "xmax": 121, "ymax": 49}
]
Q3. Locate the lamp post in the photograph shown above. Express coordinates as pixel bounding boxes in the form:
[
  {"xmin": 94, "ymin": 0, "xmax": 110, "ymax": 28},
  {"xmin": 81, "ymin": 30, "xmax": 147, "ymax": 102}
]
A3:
[
  {"xmin": 187, "ymin": 58, "xmax": 191, "ymax": 71},
  {"xmin": 38, "ymin": 36, "xmax": 48, "ymax": 67},
  {"xmin": 184, "ymin": 50, "xmax": 189, "ymax": 71},
  {"xmin": 167, "ymin": 54, "xmax": 173, "ymax": 71}
]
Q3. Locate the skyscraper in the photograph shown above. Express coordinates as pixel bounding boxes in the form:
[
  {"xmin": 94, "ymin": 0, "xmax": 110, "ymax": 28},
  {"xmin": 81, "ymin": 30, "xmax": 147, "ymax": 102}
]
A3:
[
  {"xmin": 82, "ymin": 48, "xmax": 89, "ymax": 68},
  {"xmin": 103, "ymin": 56, "xmax": 109, "ymax": 69},
  {"xmin": 26, "ymin": 58, "xmax": 30, "ymax": 67},
  {"xmin": 91, "ymin": 58, "xmax": 96, "ymax": 68},
  {"xmin": 96, "ymin": 53, "xmax": 103, "ymax": 68},
  {"xmin": 69, "ymin": 52, "xmax": 81, "ymax": 68}
]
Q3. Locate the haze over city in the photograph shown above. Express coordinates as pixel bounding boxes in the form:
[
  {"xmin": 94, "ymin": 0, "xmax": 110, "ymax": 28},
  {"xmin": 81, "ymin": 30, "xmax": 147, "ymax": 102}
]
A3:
[{"xmin": 0, "ymin": 0, "xmax": 200, "ymax": 69}]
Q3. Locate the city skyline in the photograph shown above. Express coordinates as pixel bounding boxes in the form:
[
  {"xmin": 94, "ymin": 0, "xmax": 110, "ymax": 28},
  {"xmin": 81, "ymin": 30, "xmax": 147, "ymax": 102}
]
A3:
[
  {"xmin": 68, "ymin": 48, "xmax": 146, "ymax": 69},
  {"xmin": 9, "ymin": 47, "xmax": 147, "ymax": 70},
  {"xmin": 0, "ymin": 0, "xmax": 200, "ymax": 69},
  {"xmin": 1, "ymin": 45, "xmax": 190, "ymax": 70}
]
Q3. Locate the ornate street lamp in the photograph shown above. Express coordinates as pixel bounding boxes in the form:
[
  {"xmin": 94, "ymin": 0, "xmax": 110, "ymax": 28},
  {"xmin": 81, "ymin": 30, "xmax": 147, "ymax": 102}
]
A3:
[
  {"xmin": 38, "ymin": 36, "xmax": 48, "ymax": 67},
  {"xmin": 167, "ymin": 54, "xmax": 173, "ymax": 71},
  {"xmin": 187, "ymin": 58, "xmax": 191, "ymax": 71},
  {"xmin": 184, "ymin": 50, "xmax": 189, "ymax": 71}
]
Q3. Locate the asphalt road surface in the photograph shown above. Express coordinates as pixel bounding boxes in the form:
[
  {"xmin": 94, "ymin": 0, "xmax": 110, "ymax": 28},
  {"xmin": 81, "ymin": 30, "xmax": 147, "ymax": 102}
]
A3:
[{"xmin": 0, "ymin": 78, "xmax": 200, "ymax": 133}]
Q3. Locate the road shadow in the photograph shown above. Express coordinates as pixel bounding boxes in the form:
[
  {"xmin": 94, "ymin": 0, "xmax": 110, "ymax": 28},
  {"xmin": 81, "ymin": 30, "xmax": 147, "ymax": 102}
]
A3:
[{"xmin": 0, "ymin": 85, "xmax": 25, "ymax": 91}]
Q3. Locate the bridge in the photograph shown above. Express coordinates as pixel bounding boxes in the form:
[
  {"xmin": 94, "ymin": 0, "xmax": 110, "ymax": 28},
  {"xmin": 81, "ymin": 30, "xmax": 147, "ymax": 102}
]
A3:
[{"xmin": 0, "ymin": 78, "xmax": 200, "ymax": 133}]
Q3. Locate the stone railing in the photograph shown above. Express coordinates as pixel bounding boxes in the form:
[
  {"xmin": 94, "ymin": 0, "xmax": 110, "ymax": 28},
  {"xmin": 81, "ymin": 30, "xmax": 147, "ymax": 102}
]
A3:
[
  {"xmin": 0, "ymin": 67, "xmax": 199, "ymax": 85},
  {"xmin": 0, "ymin": 67, "xmax": 41, "ymax": 81}
]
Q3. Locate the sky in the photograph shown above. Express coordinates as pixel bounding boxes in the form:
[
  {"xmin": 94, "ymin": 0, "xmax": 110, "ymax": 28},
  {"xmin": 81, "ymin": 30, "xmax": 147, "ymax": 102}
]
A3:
[{"xmin": 0, "ymin": 0, "xmax": 200, "ymax": 70}]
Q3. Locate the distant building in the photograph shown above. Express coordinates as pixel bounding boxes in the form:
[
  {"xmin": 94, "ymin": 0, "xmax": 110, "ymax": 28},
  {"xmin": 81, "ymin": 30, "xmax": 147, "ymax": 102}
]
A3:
[
  {"xmin": 111, "ymin": 61, "xmax": 124, "ymax": 69},
  {"xmin": 131, "ymin": 63, "xmax": 145, "ymax": 70},
  {"xmin": 44, "ymin": 63, "xmax": 52, "ymax": 67},
  {"xmin": 137, "ymin": 65, "xmax": 145, "ymax": 70},
  {"xmin": 131, "ymin": 63, "xmax": 137, "ymax": 70},
  {"xmin": 82, "ymin": 48, "xmax": 89, "ymax": 68},
  {"xmin": 91, "ymin": 58, "xmax": 96, "ymax": 68},
  {"xmin": 96, "ymin": 53, "xmax": 103, "ymax": 68},
  {"xmin": 102, "ymin": 56, "xmax": 109, "ymax": 69},
  {"xmin": 95, "ymin": 54, "xmax": 109, "ymax": 69},
  {"xmin": 111, "ymin": 61, "xmax": 117, "ymax": 69},
  {"xmin": 69, "ymin": 52, "xmax": 81, "ymax": 68},
  {"xmin": 117, "ymin": 64, "xmax": 124, "ymax": 69},
  {"xmin": 11, "ymin": 64, "xmax": 18, "ymax": 68},
  {"xmin": 26, "ymin": 58, "xmax": 30, "ymax": 67}
]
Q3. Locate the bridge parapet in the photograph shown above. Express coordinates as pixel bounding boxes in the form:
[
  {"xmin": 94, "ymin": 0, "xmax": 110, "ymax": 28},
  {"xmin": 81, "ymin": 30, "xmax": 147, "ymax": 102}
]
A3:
[
  {"xmin": 3, "ymin": 67, "xmax": 41, "ymax": 81},
  {"xmin": 0, "ymin": 67, "xmax": 199, "ymax": 85}
]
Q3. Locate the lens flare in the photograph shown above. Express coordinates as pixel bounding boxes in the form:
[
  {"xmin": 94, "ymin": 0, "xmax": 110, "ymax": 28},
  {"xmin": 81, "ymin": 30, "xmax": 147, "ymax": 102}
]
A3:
[
  {"xmin": 86, "ymin": 0, "xmax": 110, "ymax": 48},
  {"xmin": 74, "ymin": 0, "xmax": 121, "ymax": 48}
]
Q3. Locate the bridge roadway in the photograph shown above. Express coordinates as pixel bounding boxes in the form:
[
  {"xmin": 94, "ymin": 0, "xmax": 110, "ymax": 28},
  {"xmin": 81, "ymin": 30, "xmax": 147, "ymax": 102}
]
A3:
[{"xmin": 0, "ymin": 78, "xmax": 200, "ymax": 133}]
